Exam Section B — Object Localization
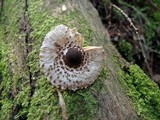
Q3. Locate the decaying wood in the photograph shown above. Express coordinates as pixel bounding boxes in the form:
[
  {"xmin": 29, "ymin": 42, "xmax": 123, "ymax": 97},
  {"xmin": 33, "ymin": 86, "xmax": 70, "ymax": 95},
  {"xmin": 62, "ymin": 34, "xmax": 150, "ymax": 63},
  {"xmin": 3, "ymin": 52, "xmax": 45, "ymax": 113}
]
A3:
[
  {"xmin": 45, "ymin": 0, "xmax": 139, "ymax": 119},
  {"xmin": 0, "ymin": 0, "xmax": 139, "ymax": 119},
  {"xmin": 72, "ymin": 1, "xmax": 139, "ymax": 119}
]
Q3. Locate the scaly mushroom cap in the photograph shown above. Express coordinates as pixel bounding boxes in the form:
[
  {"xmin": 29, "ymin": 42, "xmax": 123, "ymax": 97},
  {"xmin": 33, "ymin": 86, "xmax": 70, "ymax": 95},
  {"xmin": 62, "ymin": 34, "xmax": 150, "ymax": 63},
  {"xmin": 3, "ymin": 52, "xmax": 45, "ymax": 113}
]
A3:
[{"xmin": 39, "ymin": 25, "xmax": 104, "ymax": 90}]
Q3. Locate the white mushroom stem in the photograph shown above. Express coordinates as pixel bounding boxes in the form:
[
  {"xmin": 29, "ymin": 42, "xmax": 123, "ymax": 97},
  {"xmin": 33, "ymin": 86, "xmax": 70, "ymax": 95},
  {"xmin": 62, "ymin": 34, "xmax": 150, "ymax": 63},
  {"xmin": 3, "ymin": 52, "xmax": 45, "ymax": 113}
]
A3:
[{"xmin": 57, "ymin": 89, "xmax": 68, "ymax": 120}]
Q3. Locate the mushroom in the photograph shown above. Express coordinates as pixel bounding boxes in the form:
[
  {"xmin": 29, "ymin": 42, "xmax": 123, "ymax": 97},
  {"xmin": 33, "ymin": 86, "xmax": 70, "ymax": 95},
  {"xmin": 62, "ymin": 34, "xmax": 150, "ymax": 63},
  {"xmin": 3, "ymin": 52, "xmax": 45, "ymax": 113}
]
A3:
[
  {"xmin": 40, "ymin": 24, "xmax": 104, "ymax": 91},
  {"xmin": 39, "ymin": 25, "xmax": 104, "ymax": 119}
]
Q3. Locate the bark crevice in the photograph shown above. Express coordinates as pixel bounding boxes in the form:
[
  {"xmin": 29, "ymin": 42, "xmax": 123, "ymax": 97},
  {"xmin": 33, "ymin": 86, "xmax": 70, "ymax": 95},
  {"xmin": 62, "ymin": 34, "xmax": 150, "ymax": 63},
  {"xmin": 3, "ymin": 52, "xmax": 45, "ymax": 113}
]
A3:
[
  {"xmin": 10, "ymin": 0, "xmax": 35, "ymax": 119},
  {"xmin": 23, "ymin": 0, "xmax": 35, "ymax": 103}
]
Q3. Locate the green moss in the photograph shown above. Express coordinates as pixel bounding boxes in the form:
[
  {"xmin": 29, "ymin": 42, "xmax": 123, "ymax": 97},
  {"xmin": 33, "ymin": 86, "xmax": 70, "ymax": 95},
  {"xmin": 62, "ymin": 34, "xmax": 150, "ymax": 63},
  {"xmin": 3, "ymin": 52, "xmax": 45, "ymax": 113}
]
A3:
[
  {"xmin": 0, "ymin": 39, "xmax": 13, "ymax": 120},
  {"xmin": 0, "ymin": 0, "xmax": 31, "ymax": 119},
  {"xmin": 63, "ymin": 68, "xmax": 108, "ymax": 120},
  {"xmin": 27, "ymin": 0, "xmax": 108, "ymax": 119},
  {"xmin": 27, "ymin": 76, "xmax": 60, "ymax": 120},
  {"xmin": 119, "ymin": 65, "xmax": 160, "ymax": 120},
  {"xmin": 0, "ymin": 0, "xmax": 108, "ymax": 119},
  {"xmin": 118, "ymin": 39, "xmax": 135, "ymax": 62}
]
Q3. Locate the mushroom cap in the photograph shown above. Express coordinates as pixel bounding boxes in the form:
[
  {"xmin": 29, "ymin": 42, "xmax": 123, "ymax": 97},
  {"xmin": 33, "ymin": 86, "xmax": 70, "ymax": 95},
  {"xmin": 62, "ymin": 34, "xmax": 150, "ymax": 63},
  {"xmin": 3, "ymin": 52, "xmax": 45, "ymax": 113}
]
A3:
[{"xmin": 39, "ymin": 25, "xmax": 104, "ymax": 90}]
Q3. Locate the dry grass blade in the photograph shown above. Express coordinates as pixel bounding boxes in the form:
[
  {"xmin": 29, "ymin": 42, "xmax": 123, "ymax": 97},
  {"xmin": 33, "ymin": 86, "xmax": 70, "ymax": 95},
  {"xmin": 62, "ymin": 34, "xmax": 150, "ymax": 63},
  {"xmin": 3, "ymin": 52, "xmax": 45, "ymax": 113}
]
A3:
[{"xmin": 57, "ymin": 89, "xmax": 68, "ymax": 120}]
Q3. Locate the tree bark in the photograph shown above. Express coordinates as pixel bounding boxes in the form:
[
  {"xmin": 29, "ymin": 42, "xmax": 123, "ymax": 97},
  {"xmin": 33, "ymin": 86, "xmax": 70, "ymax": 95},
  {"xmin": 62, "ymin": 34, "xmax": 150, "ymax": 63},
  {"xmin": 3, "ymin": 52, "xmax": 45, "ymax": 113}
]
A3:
[{"xmin": 0, "ymin": 0, "xmax": 139, "ymax": 120}]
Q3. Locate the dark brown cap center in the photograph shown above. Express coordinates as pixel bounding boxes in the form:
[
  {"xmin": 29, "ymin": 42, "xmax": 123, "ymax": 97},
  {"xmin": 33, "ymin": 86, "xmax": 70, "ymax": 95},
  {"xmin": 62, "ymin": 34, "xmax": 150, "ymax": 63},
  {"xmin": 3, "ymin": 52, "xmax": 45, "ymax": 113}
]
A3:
[{"xmin": 63, "ymin": 48, "xmax": 83, "ymax": 68}]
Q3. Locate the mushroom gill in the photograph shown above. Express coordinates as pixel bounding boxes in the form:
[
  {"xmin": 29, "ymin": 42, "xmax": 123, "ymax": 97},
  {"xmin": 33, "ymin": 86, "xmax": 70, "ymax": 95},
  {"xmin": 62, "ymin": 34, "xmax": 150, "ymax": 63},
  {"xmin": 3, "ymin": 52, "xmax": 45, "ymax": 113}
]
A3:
[{"xmin": 39, "ymin": 24, "xmax": 104, "ymax": 91}]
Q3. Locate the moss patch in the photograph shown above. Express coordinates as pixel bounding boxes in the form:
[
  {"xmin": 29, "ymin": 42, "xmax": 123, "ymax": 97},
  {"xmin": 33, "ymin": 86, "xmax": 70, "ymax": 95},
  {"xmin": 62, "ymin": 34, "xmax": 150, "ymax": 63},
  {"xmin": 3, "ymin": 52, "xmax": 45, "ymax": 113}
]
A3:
[
  {"xmin": 0, "ymin": 0, "xmax": 109, "ymax": 119},
  {"xmin": 0, "ymin": 0, "xmax": 30, "ymax": 119},
  {"xmin": 27, "ymin": 0, "xmax": 108, "ymax": 119},
  {"xmin": 119, "ymin": 65, "xmax": 160, "ymax": 120}
]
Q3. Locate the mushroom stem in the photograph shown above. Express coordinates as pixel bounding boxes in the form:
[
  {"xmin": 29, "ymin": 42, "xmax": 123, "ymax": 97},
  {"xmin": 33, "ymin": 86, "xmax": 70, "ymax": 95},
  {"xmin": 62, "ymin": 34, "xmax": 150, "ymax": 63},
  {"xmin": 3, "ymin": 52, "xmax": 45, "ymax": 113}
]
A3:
[{"xmin": 57, "ymin": 89, "xmax": 68, "ymax": 120}]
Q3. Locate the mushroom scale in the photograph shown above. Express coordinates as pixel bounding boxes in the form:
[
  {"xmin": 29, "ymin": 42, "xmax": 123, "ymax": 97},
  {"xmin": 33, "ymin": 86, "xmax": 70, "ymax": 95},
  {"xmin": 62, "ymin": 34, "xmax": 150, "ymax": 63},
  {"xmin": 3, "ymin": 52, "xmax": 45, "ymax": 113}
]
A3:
[{"xmin": 39, "ymin": 25, "xmax": 104, "ymax": 91}]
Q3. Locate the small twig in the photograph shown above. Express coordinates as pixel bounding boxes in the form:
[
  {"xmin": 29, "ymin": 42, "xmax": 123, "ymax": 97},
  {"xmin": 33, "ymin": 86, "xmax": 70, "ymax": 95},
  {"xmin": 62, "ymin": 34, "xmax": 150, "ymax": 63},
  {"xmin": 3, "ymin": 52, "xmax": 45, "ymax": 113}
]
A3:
[
  {"xmin": 111, "ymin": 3, "xmax": 151, "ymax": 75},
  {"xmin": 147, "ymin": 46, "xmax": 160, "ymax": 55},
  {"xmin": 57, "ymin": 89, "xmax": 68, "ymax": 120},
  {"xmin": 119, "ymin": 1, "xmax": 150, "ymax": 25},
  {"xmin": 148, "ymin": 0, "xmax": 159, "ymax": 9},
  {"xmin": 111, "ymin": 4, "xmax": 138, "ymax": 32}
]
